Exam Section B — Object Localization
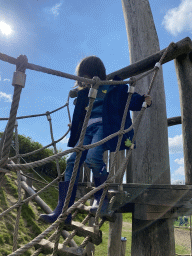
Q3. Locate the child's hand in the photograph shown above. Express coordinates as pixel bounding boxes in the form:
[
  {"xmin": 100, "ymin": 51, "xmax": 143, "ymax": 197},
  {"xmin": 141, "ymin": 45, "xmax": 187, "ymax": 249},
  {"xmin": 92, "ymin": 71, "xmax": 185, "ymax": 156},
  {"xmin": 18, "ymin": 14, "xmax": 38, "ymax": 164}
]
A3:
[
  {"xmin": 144, "ymin": 95, "xmax": 152, "ymax": 106},
  {"xmin": 68, "ymin": 123, "xmax": 72, "ymax": 128}
]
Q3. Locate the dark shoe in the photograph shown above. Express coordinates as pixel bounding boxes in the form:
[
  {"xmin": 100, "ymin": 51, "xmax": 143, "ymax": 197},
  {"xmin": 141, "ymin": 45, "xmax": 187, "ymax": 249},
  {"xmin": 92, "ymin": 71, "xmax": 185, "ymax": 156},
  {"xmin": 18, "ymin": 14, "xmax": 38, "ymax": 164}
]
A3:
[{"xmin": 39, "ymin": 181, "xmax": 77, "ymax": 224}]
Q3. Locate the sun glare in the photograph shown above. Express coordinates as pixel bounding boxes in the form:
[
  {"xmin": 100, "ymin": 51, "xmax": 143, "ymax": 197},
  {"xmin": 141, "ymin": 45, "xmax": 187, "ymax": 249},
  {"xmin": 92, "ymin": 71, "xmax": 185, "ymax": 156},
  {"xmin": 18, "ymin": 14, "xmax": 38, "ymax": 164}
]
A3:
[{"xmin": 0, "ymin": 21, "xmax": 12, "ymax": 36}]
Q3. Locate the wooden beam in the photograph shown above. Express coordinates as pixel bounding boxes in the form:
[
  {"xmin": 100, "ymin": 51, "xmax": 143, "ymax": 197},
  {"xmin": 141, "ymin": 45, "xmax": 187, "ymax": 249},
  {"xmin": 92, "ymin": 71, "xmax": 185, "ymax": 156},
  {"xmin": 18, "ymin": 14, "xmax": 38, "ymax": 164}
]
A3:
[
  {"xmin": 167, "ymin": 116, "xmax": 181, "ymax": 127},
  {"xmin": 175, "ymin": 53, "xmax": 192, "ymax": 185},
  {"xmin": 107, "ymin": 37, "xmax": 192, "ymax": 80}
]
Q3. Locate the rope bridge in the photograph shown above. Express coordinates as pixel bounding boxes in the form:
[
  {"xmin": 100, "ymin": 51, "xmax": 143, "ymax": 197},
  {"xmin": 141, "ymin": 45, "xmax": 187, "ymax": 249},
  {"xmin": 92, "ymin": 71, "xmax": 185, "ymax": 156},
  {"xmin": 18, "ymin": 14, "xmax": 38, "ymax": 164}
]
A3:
[{"xmin": 0, "ymin": 42, "xmax": 175, "ymax": 256}]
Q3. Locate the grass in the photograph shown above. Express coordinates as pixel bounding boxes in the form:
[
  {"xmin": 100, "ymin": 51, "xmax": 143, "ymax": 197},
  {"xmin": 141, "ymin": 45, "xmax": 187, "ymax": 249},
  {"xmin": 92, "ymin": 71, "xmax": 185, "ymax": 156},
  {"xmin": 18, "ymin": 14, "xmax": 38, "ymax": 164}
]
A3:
[{"xmin": 0, "ymin": 172, "xmax": 191, "ymax": 255}]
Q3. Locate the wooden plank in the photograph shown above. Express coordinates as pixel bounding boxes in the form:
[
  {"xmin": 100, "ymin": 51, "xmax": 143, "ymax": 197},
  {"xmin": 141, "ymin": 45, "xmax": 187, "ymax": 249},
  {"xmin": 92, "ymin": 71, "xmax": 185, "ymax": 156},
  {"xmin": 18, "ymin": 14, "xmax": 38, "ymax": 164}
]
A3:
[
  {"xmin": 78, "ymin": 183, "xmax": 192, "ymax": 207},
  {"xmin": 107, "ymin": 37, "xmax": 192, "ymax": 80},
  {"xmin": 134, "ymin": 204, "xmax": 192, "ymax": 220},
  {"xmin": 36, "ymin": 239, "xmax": 85, "ymax": 256},
  {"xmin": 63, "ymin": 221, "xmax": 102, "ymax": 245}
]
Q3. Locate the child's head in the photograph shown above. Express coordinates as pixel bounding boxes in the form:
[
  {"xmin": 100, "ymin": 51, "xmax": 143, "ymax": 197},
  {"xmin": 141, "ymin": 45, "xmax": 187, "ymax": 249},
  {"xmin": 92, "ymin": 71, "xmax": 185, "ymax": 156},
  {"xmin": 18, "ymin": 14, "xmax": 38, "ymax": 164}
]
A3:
[{"xmin": 76, "ymin": 56, "xmax": 106, "ymax": 80}]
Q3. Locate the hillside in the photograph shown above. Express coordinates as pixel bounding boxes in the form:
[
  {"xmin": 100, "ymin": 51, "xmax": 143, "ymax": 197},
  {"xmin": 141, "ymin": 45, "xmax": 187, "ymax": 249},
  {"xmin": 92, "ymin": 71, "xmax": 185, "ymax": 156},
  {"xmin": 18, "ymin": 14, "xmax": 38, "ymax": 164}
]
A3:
[{"xmin": 0, "ymin": 171, "xmax": 191, "ymax": 256}]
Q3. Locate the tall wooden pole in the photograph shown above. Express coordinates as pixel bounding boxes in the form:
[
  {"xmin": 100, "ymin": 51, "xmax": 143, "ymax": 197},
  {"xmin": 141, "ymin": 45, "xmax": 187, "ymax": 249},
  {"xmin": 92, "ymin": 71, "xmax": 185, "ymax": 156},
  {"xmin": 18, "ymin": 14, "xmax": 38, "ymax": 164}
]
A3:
[
  {"xmin": 108, "ymin": 152, "xmax": 124, "ymax": 256},
  {"xmin": 174, "ymin": 53, "xmax": 192, "ymax": 185},
  {"xmin": 121, "ymin": 0, "xmax": 175, "ymax": 255}
]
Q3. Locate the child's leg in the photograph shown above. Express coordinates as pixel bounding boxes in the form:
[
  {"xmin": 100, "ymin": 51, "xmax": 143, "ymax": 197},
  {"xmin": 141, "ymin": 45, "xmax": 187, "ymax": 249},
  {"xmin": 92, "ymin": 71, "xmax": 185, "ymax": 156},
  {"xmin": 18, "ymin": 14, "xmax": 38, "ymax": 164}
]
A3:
[
  {"xmin": 85, "ymin": 123, "xmax": 110, "ymax": 215},
  {"xmin": 39, "ymin": 132, "xmax": 92, "ymax": 224},
  {"xmin": 85, "ymin": 123, "xmax": 107, "ymax": 177},
  {"xmin": 64, "ymin": 149, "xmax": 88, "ymax": 184}
]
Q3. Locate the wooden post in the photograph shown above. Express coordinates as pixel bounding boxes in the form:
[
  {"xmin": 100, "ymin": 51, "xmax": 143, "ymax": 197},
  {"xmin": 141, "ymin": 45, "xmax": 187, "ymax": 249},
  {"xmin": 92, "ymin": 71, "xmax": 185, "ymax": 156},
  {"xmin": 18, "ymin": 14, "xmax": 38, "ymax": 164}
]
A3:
[
  {"xmin": 108, "ymin": 151, "xmax": 124, "ymax": 256},
  {"xmin": 126, "ymin": 150, "xmax": 132, "ymax": 183},
  {"xmin": 120, "ymin": 237, "xmax": 127, "ymax": 256},
  {"xmin": 108, "ymin": 212, "xmax": 123, "ymax": 256},
  {"xmin": 85, "ymin": 199, "xmax": 95, "ymax": 256},
  {"xmin": 121, "ymin": 0, "xmax": 175, "ymax": 255},
  {"xmin": 174, "ymin": 53, "xmax": 192, "ymax": 185}
]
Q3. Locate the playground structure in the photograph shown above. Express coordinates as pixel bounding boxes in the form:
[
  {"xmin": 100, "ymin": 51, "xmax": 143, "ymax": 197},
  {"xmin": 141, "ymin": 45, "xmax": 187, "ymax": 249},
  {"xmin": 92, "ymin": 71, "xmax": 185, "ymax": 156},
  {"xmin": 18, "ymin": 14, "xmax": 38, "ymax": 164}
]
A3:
[
  {"xmin": 0, "ymin": 37, "xmax": 192, "ymax": 256},
  {"xmin": 1, "ymin": 1, "xmax": 192, "ymax": 255}
]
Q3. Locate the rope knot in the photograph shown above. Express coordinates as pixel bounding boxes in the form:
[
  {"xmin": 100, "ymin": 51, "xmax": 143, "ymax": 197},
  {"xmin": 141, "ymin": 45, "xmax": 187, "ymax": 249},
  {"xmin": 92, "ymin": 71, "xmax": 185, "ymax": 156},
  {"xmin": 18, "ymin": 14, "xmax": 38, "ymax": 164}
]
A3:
[
  {"xmin": 75, "ymin": 145, "xmax": 85, "ymax": 153},
  {"xmin": 46, "ymin": 111, "xmax": 51, "ymax": 121},
  {"xmin": 92, "ymin": 76, "xmax": 101, "ymax": 89},
  {"xmin": 129, "ymin": 76, "xmax": 137, "ymax": 86}
]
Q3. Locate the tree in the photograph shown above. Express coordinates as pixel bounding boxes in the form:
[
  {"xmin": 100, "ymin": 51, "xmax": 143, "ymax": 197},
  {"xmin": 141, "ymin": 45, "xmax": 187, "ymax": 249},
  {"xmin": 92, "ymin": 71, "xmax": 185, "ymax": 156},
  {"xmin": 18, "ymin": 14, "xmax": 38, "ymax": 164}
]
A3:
[{"xmin": 0, "ymin": 133, "xmax": 66, "ymax": 178}]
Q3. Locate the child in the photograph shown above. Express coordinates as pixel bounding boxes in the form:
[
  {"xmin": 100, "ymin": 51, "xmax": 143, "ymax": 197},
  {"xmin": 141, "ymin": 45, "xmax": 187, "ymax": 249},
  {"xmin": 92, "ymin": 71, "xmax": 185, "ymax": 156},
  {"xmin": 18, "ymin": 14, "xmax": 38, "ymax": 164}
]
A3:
[{"xmin": 40, "ymin": 56, "xmax": 151, "ymax": 224}]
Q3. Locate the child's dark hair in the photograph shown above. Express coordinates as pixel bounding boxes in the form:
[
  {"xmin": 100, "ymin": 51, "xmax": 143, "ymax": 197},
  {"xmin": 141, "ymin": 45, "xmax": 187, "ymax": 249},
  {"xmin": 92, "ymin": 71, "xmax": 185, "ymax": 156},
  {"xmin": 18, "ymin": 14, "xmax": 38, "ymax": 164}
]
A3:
[{"xmin": 76, "ymin": 56, "xmax": 106, "ymax": 80}]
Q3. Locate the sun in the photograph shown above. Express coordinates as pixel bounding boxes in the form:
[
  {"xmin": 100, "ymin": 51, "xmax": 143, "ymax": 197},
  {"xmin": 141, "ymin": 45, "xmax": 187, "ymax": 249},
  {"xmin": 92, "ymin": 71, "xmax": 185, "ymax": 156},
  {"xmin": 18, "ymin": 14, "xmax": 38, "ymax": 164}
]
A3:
[{"xmin": 0, "ymin": 21, "xmax": 12, "ymax": 36}]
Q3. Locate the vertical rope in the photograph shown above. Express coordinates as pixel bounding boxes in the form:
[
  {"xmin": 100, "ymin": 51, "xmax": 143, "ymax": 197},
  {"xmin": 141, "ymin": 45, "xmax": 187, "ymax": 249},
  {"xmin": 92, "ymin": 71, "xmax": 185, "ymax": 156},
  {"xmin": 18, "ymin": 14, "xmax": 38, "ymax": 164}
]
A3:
[
  {"xmin": 46, "ymin": 112, "xmax": 61, "ymax": 177},
  {"xmin": 13, "ymin": 121, "xmax": 22, "ymax": 252},
  {"xmin": 0, "ymin": 55, "xmax": 28, "ymax": 168},
  {"xmin": 95, "ymin": 82, "xmax": 135, "ymax": 224},
  {"xmin": 52, "ymin": 79, "xmax": 100, "ymax": 255}
]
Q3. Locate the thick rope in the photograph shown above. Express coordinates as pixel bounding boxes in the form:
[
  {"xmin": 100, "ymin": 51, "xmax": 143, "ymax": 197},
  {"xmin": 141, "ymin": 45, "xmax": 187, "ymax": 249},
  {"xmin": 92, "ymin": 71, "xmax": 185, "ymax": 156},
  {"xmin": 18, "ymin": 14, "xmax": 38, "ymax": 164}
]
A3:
[
  {"xmin": 9, "ymin": 127, "xmax": 70, "ymax": 161},
  {"xmin": 0, "ymin": 103, "xmax": 68, "ymax": 121},
  {"xmin": 13, "ymin": 122, "xmax": 22, "ymax": 252},
  {"xmin": 6, "ymin": 124, "xmax": 134, "ymax": 172},
  {"xmin": 95, "ymin": 81, "xmax": 135, "ymax": 224},
  {"xmin": 0, "ymin": 55, "xmax": 28, "ymax": 168},
  {"xmin": 52, "ymin": 81, "xmax": 100, "ymax": 255},
  {"xmin": 46, "ymin": 112, "xmax": 61, "ymax": 177}
]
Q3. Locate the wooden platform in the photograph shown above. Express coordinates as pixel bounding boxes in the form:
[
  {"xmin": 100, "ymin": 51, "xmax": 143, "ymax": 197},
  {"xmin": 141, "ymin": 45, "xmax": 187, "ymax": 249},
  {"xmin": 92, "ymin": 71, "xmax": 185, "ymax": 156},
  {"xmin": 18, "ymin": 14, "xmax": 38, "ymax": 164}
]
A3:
[{"xmin": 77, "ymin": 183, "xmax": 192, "ymax": 220}]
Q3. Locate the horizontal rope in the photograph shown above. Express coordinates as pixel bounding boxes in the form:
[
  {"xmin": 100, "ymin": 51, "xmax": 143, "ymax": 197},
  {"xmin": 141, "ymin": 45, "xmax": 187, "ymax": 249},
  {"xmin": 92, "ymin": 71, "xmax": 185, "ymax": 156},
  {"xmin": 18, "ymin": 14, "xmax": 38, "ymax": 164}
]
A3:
[
  {"xmin": 9, "ymin": 127, "xmax": 70, "ymax": 160},
  {"xmin": 6, "ymin": 124, "xmax": 135, "ymax": 171},
  {"xmin": 0, "ymin": 103, "xmax": 68, "ymax": 121}
]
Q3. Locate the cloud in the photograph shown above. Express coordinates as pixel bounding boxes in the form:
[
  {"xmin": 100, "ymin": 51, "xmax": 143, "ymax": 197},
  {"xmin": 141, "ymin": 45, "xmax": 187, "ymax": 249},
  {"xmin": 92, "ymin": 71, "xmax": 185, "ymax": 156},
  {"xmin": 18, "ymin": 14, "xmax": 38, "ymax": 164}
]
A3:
[
  {"xmin": 60, "ymin": 137, "xmax": 69, "ymax": 144},
  {"xmin": 168, "ymin": 134, "xmax": 183, "ymax": 154},
  {"xmin": 162, "ymin": 0, "xmax": 192, "ymax": 36},
  {"xmin": 172, "ymin": 179, "xmax": 185, "ymax": 185},
  {"xmin": 0, "ymin": 91, "xmax": 12, "ymax": 102},
  {"xmin": 175, "ymin": 166, "xmax": 185, "ymax": 176},
  {"xmin": 3, "ymin": 78, "xmax": 10, "ymax": 82},
  {"xmin": 175, "ymin": 157, "xmax": 184, "ymax": 165},
  {"xmin": 47, "ymin": 2, "xmax": 63, "ymax": 17}
]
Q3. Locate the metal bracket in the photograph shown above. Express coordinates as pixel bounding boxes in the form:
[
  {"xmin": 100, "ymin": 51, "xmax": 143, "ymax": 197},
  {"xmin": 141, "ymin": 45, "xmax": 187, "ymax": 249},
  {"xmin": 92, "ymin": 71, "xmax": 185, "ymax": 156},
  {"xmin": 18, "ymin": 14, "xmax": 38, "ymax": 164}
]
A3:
[
  {"xmin": 12, "ymin": 71, "xmax": 26, "ymax": 88},
  {"xmin": 128, "ymin": 86, "xmax": 135, "ymax": 94},
  {"xmin": 142, "ymin": 101, "xmax": 147, "ymax": 108},
  {"xmin": 46, "ymin": 114, "xmax": 51, "ymax": 121},
  {"xmin": 88, "ymin": 88, "xmax": 98, "ymax": 99},
  {"xmin": 93, "ymin": 224, "xmax": 100, "ymax": 234},
  {"xmin": 155, "ymin": 62, "xmax": 161, "ymax": 69}
]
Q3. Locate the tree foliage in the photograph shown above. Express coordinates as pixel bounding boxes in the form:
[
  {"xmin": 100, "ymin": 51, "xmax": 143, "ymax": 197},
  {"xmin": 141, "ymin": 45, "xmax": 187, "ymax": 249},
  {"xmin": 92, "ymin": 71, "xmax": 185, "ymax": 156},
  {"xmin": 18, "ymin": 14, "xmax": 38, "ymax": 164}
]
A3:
[{"xmin": 0, "ymin": 132, "xmax": 66, "ymax": 178}]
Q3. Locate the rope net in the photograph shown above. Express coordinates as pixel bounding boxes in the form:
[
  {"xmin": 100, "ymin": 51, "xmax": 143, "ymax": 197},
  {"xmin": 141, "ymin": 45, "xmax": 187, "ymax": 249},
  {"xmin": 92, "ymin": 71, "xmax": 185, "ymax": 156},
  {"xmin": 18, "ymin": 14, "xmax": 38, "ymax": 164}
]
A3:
[{"xmin": 0, "ymin": 42, "xmax": 175, "ymax": 256}]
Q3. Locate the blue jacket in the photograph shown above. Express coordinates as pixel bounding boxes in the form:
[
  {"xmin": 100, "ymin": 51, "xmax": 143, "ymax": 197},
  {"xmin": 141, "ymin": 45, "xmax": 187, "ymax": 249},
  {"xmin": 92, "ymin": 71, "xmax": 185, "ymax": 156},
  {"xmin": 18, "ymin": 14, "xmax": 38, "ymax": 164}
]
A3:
[{"xmin": 68, "ymin": 84, "xmax": 145, "ymax": 152}]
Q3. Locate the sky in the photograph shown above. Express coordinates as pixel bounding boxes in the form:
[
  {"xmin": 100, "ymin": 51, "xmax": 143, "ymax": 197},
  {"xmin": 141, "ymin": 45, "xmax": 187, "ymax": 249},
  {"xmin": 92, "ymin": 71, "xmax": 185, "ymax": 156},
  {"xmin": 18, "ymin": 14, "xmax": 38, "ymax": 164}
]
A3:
[{"xmin": 0, "ymin": 0, "xmax": 191, "ymax": 184}]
